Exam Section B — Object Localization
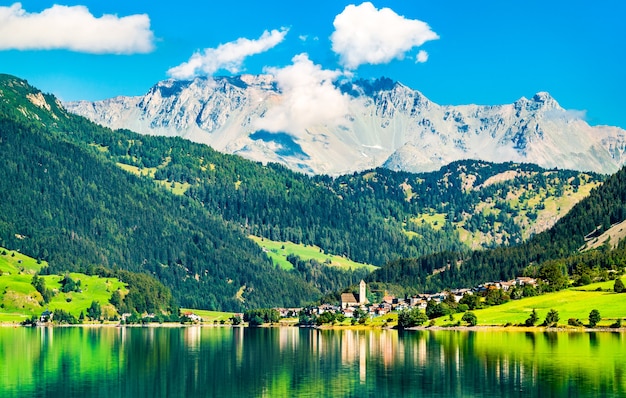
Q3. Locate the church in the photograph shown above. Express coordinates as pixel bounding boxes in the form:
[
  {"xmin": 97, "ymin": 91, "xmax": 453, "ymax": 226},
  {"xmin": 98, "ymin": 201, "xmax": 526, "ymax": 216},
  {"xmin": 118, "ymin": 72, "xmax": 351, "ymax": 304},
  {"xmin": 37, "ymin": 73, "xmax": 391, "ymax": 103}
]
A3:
[{"xmin": 340, "ymin": 280, "xmax": 368, "ymax": 308}]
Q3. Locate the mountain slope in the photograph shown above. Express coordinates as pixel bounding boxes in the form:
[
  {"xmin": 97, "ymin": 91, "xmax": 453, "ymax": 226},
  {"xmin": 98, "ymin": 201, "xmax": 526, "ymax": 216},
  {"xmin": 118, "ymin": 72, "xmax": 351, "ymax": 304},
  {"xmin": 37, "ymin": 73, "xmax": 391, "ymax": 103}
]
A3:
[
  {"xmin": 368, "ymin": 162, "xmax": 626, "ymax": 293},
  {"xmin": 66, "ymin": 75, "xmax": 626, "ymax": 175},
  {"xmin": 0, "ymin": 74, "xmax": 322, "ymax": 311}
]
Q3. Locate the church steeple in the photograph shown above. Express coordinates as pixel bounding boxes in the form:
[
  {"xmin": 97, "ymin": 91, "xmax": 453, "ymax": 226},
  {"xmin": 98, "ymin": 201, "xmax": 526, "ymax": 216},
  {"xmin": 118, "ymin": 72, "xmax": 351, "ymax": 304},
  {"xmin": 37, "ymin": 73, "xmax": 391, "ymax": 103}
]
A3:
[{"xmin": 359, "ymin": 280, "xmax": 367, "ymax": 304}]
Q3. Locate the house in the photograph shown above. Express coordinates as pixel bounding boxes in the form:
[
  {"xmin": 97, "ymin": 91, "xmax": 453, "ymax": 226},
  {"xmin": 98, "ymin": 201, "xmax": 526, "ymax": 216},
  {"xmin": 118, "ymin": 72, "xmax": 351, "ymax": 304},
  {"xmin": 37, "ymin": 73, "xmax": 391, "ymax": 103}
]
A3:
[
  {"xmin": 515, "ymin": 277, "xmax": 537, "ymax": 287},
  {"xmin": 40, "ymin": 309, "xmax": 53, "ymax": 323},
  {"xmin": 182, "ymin": 312, "xmax": 202, "ymax": 322},
  {"xmin": 375, "ymin": 305, "xmax": 390, "ymax": 316},
  {"xmin": 277, "ymin": 308, "xmax": 301, "ymax": 318},
  {"xmin": 317, "ymin": 304, "xmax": 336, "ymax": 314}
]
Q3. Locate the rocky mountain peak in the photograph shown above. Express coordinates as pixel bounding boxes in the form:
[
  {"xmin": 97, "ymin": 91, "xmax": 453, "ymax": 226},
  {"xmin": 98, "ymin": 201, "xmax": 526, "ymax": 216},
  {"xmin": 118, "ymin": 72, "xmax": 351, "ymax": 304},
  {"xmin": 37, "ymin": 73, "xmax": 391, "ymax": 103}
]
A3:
[{"xmin": 64, "ymin": 74, "xmax": 626, "ymax": 175}]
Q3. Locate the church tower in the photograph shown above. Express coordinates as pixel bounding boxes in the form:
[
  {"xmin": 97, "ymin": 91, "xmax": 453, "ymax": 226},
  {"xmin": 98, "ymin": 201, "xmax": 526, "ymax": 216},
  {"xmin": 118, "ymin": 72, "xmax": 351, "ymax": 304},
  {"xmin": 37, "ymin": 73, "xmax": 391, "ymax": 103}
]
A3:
[{"xmin": 359, "ymin": 280, "xmax": 367, "ymax": 304}]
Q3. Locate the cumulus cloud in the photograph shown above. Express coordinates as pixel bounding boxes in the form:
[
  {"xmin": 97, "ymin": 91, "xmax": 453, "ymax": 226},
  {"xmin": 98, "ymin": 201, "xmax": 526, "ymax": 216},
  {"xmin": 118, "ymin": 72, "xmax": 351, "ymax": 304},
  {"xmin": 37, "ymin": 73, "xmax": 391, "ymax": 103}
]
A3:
[
  {"xmin": 167, "ymin": 28, "xmax": 288, "ymax": 79},
  {"xmin": 254, "ymin": 53, "xmax": 351, "ymax": 135},
  {"xmin": 0, "ymin": 3, "xmax": 154, "ymax": 54},
  {"xmin": 330, "ymin": 2, "xmax": 439, "ymax": 69},
  {"xmin": 545, "ymin": 108, "xmax": 587, "ymax": 122},
  {"xmin": 416, "ymin": 50, "xmax": 429, "ymax": 63}
]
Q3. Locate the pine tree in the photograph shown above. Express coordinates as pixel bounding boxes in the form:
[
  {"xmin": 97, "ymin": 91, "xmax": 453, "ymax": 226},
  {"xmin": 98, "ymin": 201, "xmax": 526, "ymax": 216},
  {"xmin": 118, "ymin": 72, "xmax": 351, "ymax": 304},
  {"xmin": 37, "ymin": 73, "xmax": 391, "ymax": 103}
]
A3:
[{"xmin": 614, "ymin": 278, "xmax": 625, "ymax": 293}]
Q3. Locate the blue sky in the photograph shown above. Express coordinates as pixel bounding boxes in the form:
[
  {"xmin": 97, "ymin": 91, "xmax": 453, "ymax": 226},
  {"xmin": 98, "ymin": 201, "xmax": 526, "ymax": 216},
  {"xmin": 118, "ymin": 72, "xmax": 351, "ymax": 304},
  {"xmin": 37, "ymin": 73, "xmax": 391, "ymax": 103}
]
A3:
[{"xmin": 1, "ymin": 0, "xmax": 625, "ymax": 128}]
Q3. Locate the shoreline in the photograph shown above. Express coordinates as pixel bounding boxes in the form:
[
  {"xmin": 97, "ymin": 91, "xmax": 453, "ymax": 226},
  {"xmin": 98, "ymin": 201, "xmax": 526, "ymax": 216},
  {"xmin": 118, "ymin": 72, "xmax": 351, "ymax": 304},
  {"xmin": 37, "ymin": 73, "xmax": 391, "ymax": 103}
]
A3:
[{"xmin": 3, "ymin": 321, "xmax": 624, "ymax": 333}]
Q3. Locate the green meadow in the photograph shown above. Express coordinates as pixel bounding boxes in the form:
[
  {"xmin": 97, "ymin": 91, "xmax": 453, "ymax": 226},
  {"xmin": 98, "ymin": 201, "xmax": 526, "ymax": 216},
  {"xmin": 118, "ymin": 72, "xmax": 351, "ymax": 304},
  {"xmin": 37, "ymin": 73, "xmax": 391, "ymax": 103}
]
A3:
[
  {"xmin": 443, "ymin": 277, "xmax": 626, "ymax": 327},
  {"xmin": 249, "ymin": 236, "xmax": 377, "ymax": 272},
  {"xmin": 181, "ymin": 308, "xmax": 234, "ymax": 322},
  {"xmin": 0, "ymin": 247, "xmax": 126, "ymax": 323}
]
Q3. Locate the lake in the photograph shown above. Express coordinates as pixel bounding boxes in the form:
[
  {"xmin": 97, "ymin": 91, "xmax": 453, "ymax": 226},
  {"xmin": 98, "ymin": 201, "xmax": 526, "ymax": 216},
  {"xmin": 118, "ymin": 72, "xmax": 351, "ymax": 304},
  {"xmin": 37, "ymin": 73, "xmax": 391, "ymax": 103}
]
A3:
[{"xmin": 1, "ymin": 326, "xmax": 624, "ymax": 397}]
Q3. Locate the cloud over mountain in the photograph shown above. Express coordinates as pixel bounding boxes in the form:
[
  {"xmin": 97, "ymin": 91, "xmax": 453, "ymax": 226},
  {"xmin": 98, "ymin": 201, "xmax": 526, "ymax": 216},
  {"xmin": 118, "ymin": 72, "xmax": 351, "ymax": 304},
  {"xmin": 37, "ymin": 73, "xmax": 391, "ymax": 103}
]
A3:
[
  {"xmin": 167, "ymin": 28, "xmax": 289, "ymax": 79},
  {"xmin": 0, "ymin": 3, "xmax": 154, "ymax": 54},
  {"xmin": 330, "ymin": 2, "xmax": 439, "ymax": 69},
  {"xmin": 255, "ymin": 54, "xmax": 350, "ymax": 135}
]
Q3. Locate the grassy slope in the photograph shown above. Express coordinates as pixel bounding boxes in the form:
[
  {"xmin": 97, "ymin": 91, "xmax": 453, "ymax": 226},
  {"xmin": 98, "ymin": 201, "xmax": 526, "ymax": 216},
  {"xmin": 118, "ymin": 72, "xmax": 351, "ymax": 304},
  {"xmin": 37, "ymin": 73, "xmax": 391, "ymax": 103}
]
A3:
[
  {"xmin": 249, "ymin": 236, "xmax": 377, "ymax": 271},
  {"xmin": 442, "ymin": 277, "xmax": 626, "ymax": 327},
  {"xmin": 180, "ymin": 308, "xmax": 234, "ymax": 322},
  {"xmin": 0, "ymin": 248, "xmax": 126, "ymax": 323}
]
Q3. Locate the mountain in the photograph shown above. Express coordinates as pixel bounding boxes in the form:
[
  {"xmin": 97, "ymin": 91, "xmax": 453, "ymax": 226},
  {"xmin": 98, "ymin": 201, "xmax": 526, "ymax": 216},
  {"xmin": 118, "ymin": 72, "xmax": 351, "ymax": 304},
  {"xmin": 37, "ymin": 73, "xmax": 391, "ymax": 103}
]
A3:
[
  {"xmin": 0, "ymin": 73, "xmax": 609, "ymax": 311},
  {"xmin": 66, "ymin": 75, "xmax": 626, "ymax": 175}
]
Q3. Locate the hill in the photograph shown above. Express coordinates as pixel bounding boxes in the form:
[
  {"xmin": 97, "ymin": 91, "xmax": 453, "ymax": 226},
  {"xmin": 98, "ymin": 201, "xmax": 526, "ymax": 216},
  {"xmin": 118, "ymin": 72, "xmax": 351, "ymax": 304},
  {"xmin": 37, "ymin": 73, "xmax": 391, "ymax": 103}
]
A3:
[{"xmin": 0, "ymin": 247, "xmax": 126, "ymax": 323}]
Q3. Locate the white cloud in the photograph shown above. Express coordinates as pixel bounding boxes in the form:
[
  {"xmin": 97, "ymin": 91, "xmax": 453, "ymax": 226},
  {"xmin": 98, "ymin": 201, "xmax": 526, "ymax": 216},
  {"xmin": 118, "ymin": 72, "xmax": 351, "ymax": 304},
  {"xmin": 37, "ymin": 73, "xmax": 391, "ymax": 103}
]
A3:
[
  {"xmin": 416, "ymin": 50, "xmax": 429, "ymax": 63},
  {"xmin": 0, "ymin": 3, "xmax": 154, "ymax": 54},
  {"xmin": 330, "ymin": 2, "xmax": 439, "ymax": 69},
  {"xmin": 254, "ymin": 53, "xmax": 351, "ymax": 135},
  {"xmin": 545, "ymin": 108, "xmax": 587, "ymax": 122},
  {"xmin": 167, "ymin": 28, "xmax": 288, "ymax": 79}
]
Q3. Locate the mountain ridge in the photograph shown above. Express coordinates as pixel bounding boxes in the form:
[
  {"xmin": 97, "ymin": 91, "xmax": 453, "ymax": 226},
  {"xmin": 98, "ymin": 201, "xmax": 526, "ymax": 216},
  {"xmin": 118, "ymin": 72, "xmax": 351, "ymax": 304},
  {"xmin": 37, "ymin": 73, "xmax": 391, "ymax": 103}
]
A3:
[{"xmin": 66, "ymin": 75, "xmax": 626, "ymax": 175}]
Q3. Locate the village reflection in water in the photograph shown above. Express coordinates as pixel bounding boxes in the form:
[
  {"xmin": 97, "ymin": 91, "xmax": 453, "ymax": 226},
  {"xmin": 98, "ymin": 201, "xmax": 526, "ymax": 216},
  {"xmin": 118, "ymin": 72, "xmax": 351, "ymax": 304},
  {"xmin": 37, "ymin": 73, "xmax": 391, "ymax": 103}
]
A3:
[{"xmin": 1, "ymin": 327, "xmax": 624, "ymax": 397}]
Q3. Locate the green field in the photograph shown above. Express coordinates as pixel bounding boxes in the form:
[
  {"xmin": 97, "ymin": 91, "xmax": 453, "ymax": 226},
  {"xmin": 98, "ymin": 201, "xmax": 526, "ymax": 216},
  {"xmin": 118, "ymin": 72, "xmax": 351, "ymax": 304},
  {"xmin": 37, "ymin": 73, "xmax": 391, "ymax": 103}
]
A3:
[
  {"xmin": 180, "ymin": 308, "xmax": 235, "ymax": 323},
  {"xmin": 0, "ymin": 247, "xmax": 126, "ymax": 323},
  {"xmin": 249, "ymin": 236, "xmax": 377, "ymax": 271},
  {"xmin": 117, "ymin": 162, "xmax": 190, "ymax": 195},
  {"xmin": 442, "ymin": 277, "xmax": 626, "ymax": 327},
  {"xmin": 411, "ymin": 212, "xmax": 446, "ymax": 231}
]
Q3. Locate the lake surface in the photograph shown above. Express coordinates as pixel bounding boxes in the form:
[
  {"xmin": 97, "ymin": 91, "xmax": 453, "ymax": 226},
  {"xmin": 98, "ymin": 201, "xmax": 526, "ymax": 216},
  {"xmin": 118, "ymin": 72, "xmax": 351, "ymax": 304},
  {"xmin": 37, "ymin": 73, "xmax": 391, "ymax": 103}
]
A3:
[{"xmin": 0, "ymin": 326, "xmax": 624, "ymax": 397}]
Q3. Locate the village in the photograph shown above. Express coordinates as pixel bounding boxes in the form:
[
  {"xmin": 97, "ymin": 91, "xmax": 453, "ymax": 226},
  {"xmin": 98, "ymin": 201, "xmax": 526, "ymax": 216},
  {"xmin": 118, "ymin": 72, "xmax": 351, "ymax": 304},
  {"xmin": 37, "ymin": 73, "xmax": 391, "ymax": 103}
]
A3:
[
  {"xmin": 35, "ymin": 275, "xmax": 539, "ymax": 326},
  {"xmin": 272, "ymin": 276, "xmax": 538, "ymax": 322}
]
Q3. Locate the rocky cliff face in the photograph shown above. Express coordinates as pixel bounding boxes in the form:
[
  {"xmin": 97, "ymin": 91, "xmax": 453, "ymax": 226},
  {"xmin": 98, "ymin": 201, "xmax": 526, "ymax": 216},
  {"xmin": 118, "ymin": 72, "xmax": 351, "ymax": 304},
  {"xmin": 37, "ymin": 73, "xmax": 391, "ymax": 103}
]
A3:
[{"xmin": 66, "ymin": 75, "xmax": 626, "ymax": 175}]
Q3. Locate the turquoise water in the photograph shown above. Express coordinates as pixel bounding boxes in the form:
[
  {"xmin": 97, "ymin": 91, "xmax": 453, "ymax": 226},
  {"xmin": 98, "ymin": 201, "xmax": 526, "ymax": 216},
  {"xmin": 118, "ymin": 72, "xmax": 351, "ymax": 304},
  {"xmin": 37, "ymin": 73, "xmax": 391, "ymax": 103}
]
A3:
[{"xmin": 0, "ymin": 326, "xmax": 624, "ymax": 397}]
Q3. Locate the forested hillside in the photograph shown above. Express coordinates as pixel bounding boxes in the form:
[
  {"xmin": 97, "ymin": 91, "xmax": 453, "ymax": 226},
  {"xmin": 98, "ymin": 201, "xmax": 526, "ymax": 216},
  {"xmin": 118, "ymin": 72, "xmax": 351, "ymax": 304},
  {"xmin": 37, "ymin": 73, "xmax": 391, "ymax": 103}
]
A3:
[
  {"xmin": 0, "ymin": 74, "xmax": 608, "ymax": 310},
  {"xmin": 369, "ymin": 164, "xmax": 626, "ymax": 293},
  {"xmin": 0, "ymin": 75, "xmax": 322, "ymax": 310},
  {"xmin": 79, "ymin": 128, "xmax": 602, "ymax": 265}
]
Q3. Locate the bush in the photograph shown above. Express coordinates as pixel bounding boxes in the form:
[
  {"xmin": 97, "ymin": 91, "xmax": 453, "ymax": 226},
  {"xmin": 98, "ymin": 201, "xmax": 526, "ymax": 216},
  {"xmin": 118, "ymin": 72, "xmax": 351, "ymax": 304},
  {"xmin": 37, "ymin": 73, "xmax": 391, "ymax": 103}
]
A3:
[
  {"xmin": 461, "ymin": 311, "xmax": 477, "ymax": 326},
  {"xmin": 397, "ymin": 308, "xmax": 428, "ymax": 329},
  {"xmin": 20, "ymin": 315, "xmax": 38, "ymax": 326},
  {"xmin": 53, "ymin": 309, "xmax": 79, "ymax": 325},
  {"xmin": 525, "ymin": 309, "xmax": 539, "ymax": 327},
  {"xmin": 543, "ymin": 309, "xmax": 559, "ymax": 327},
  {"xmin": 568, "ymin": 318, "xmax": 583, "ymax": 327},
  {"xmin": 610, "ymin": 318, "xmax": 622, "ymax": 329}
]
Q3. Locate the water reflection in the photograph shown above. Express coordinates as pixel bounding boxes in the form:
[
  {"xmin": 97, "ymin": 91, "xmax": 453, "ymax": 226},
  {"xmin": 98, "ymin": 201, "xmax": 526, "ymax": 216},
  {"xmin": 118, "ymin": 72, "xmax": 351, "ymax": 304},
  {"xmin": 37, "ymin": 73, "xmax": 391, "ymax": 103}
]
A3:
[{"xmin": 0, "ymin": 327, "xmax": 625, "ymax": 397}]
